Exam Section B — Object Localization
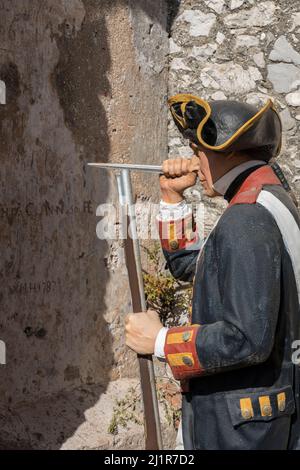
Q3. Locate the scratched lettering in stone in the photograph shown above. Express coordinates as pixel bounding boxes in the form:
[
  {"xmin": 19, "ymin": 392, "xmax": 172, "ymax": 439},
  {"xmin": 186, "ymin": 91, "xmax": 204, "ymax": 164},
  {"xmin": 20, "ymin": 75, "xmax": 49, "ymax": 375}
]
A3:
[
  {"xmin": 8, "ymin": 279, "xmax": 61, "ymax": 296},
  {"xmin": 0, "ymin": 200, "xmax": 94, "ymax": 224}
]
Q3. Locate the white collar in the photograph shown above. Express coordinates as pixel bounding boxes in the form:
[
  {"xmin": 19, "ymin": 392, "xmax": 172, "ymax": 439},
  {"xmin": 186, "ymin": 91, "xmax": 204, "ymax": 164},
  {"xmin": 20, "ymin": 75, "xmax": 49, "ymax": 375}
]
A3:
[{"xmin": 212, "ymin": 160, "xmax": 266, "ymax": 196}]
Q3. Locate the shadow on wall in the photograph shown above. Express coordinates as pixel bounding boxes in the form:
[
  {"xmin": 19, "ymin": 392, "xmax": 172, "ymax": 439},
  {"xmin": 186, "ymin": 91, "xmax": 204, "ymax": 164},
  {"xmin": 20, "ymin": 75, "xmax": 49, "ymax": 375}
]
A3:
[
  {"xmin": 128, "ymin": 0, "xmax": 181, "ymax": 34},
  {"xmin": 0, "ymin": 0, "xmax": 180, "ymax": 450}
]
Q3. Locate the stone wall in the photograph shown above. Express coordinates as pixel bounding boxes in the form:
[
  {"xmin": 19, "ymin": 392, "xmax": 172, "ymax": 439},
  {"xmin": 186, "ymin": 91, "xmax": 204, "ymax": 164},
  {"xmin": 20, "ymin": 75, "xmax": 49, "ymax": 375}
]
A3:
[
  {"xmin": 168, "ymin": 0, "xmax": 300, "ymax": 228},
  {"xmin": 0, "ymin": 0, "xmax": 171, "ymax": 449},
  {"xmin": 2, "ymin": 0, "xmax": 300, "ymax": 451}
]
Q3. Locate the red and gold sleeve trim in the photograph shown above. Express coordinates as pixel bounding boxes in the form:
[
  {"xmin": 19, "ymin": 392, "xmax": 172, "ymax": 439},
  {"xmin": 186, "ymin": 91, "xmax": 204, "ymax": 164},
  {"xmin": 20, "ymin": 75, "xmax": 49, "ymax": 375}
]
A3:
[
  {"xmin": 164, "ymin": 324, "xmax": 203, "ymax": 380},
  {"xmin": 158, "ymin": 213, "xmax": 198, "ymax": 252}
]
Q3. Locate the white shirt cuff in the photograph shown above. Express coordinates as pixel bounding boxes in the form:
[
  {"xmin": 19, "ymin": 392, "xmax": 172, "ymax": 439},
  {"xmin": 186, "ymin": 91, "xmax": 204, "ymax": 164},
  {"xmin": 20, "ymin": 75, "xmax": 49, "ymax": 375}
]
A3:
[
  {"xmin": 157, "ymin": 199, "xmax": 192, "ymax": 222},
  {"xmin": 154, "ymin": 326, "xmax": 169, "ymax": 359}
]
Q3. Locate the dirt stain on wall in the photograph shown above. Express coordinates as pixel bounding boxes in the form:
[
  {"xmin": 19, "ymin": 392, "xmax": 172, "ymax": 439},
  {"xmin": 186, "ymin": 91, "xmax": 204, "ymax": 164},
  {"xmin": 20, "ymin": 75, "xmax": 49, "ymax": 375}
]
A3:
[{"xmin": 53, "ymin": 0, "xmax": 111, "ymax": 162}]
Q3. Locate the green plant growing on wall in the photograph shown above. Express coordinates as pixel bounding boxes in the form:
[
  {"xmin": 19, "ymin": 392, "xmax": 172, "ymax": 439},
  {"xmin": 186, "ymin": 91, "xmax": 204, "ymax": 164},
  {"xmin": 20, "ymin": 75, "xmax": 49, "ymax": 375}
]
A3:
[
  {"xmin": 108, "ymin": 379, "xmax": 182, "ymax": 435},
  {"xmin": 108, "ymin": 385, "xmax": 143, "ymax": 436},
  {"xmin": 142, "ymin": 242, "xmax": 192, "ymax": 327}
]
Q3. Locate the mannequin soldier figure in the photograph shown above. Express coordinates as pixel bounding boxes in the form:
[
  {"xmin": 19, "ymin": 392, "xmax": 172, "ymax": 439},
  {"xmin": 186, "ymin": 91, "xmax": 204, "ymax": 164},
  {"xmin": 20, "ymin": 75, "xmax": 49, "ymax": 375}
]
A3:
[{"xmin": 125, "ymin": 94, "xmax": 300, "ymax": 450}]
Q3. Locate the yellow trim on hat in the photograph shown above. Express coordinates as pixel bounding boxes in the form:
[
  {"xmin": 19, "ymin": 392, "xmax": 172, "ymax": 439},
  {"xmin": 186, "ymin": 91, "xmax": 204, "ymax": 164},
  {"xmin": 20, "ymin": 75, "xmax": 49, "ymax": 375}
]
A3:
[
  {"xmin": 168, "ymin": 93, "xmax": 279, "ymax": 154},
  {"xmin": 170, "ymin": 102, "xmax": 187, "ymax": 129},
  {"xmin": 169, "ymin": 94, "xmax": 211, "ymax": 132},
  {"xmin": 197, "ymin": 99, "xmax": 272, "ymax": 151}
]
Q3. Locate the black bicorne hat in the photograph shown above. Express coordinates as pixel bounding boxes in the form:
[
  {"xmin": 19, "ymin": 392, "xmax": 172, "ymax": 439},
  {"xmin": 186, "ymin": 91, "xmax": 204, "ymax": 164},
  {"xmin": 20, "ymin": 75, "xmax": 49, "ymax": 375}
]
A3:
[{"xmin": 168, "ymin": 94, "xmax": 282, "ymax": 161}]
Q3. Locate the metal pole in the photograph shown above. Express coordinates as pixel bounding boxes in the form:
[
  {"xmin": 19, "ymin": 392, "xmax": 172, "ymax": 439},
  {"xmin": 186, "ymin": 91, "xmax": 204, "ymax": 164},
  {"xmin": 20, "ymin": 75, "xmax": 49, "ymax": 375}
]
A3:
[
  {"xmin": 116, "ymin": 169, "xmax": 163, "ymax": 450},
  {"xmin": 88, "ymin": 162, "xmax": 163, "ymax": 173}
]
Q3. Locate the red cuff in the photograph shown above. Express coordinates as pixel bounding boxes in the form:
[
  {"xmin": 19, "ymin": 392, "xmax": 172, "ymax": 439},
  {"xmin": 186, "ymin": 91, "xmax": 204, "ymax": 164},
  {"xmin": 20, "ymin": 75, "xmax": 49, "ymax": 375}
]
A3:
[
  {"xmin": 158, "ymin": 213, "xmax": 198, "ymax": 252},
  {"xmin": 164, "ymin": 325, "xmax": 203, "ymax": 380}
]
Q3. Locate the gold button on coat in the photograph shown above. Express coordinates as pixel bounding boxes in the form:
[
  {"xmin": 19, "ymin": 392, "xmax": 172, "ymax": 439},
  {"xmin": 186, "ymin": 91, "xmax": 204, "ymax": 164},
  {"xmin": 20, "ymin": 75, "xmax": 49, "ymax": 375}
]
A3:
[
  {"xmin": 241, "ymin": 409, "xmax": 252, "ymax": 420},
  {"xmin": 262, "ymin": 405, "xmax": 272, "ymax": 416},
  {"xmin": 182, "ymin": 356, "xmax": 193, "ymax": 366},
  {"xmin": 182, "ymin": 331, "xmax": 191, "ymax": 342},
  {"xmin": 170, "ymin": 240, "xmax": 179, "ymax": 250}
]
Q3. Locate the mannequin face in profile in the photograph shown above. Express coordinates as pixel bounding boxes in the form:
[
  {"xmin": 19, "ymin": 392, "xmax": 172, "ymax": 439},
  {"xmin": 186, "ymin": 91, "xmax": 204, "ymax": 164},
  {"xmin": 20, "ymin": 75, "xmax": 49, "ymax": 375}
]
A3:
[
  {"xmin": 189, "ymin": 142, "xmax": 253, "ymax": 198},
  {"xmin": 189, "ymin": 142, "xmax": 218, "ymax": 197}
]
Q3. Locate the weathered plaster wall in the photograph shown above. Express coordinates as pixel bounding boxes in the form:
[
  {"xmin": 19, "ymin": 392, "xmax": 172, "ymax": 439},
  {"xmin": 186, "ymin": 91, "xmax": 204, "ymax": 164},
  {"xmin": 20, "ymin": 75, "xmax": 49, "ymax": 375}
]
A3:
[
  {"xmin": 0, "ymin": 0, "xmax": 170, "ymax": 449},
  {"xmin": 7, "ymin": 0, "xmax": 299, "ymax": 451},
  {"xmin": 168, "ymin": 0, "xmax": 300, "ymax": 229}
]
